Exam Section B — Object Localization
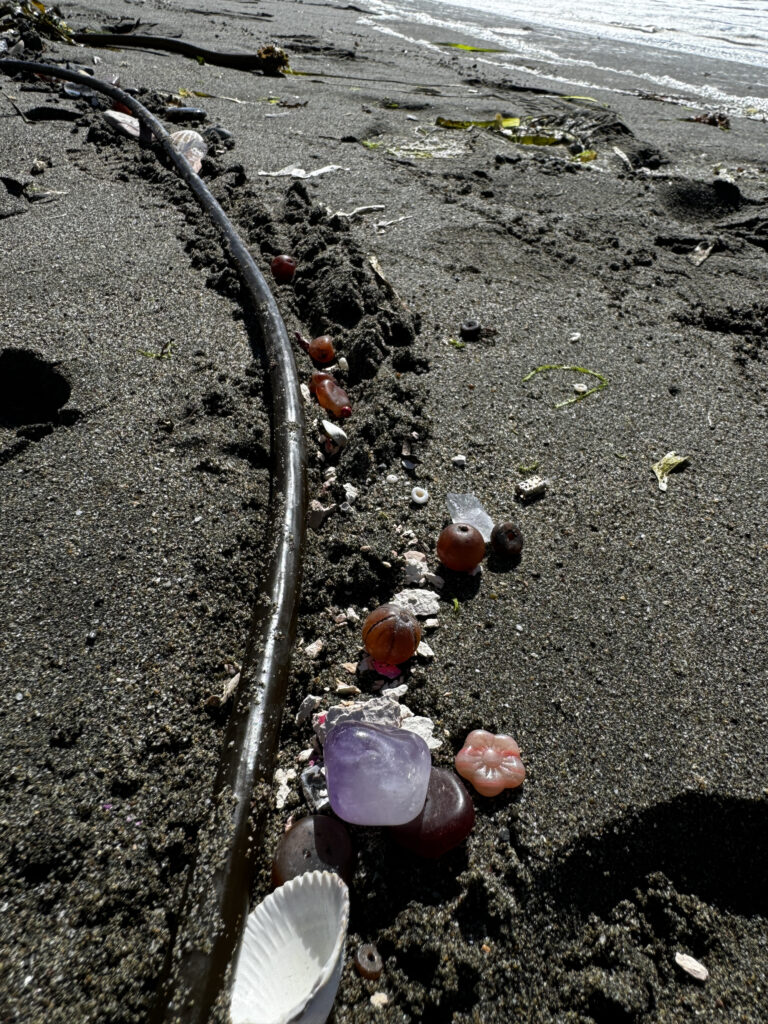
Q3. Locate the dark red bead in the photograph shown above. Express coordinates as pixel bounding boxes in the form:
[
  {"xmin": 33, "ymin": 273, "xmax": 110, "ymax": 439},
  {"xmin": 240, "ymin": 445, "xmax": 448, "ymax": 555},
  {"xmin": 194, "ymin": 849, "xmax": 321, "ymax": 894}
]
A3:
[
  {"xmin": 490, "ymin": 521, "xmax": 523, "ymax": 558},
  {"xmin": 389, "ymin": 768, "xmax": 475, "ymax": 858},
  {"xmin": 436, "ymin": 522, "xmax": 486, "ymax": 572},
  {"xmin": 271, "ymin": 815, "xmax": 354, "ymax": 887},
  {"xmin": 270, "ymin": 254, "xmax": 297, "ymax": 284}
]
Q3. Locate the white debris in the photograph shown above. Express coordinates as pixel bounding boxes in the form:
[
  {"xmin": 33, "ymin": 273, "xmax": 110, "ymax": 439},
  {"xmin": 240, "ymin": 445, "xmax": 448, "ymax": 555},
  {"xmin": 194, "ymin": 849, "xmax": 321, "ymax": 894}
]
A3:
[
  {"xmin": 335, "ymin": 682, "xmax": 361, "ymax": 696},
  {"xmin": 404, "ymin": 561, "xmax": 425, "ymax": 585},
  {"xmin": 103, "ymin": 109, "xmax": 140, "ymax": 139},
  {"xmin": 314, "ymin": 696, "xmax": 402, "ymax": 744},
  {"xmin": 573, "ymin": 382, "xmax": 589, "ymax": 394},
  {"xmin": 273, "ymin": 768, "xmax": 297, "ymax": 809},
  {"xmin": 297, "ymin": 748, "xmax": 314, "ymax": 763},
  {"xmin": 688, "ymin": 241, "xmax": 714, "ymax": 266},
  {"xmin": 675, "ymin": 952, "xmax": 708, "ymax": 982},
  {"xmin": 337, "ymin": 356, "xmax": 349, "ymax": 372},
  {"xmin": 391, "ymin": 589, "xmax": 441, "ymax": 618},
  {"xmin": 345, "ymin": 606, "xmax": 360, "ymax": 623},
  {"xmin": 308, "ymin": 500, "xmax": 336, "ymax": 530},
  {"xmin": 411, "ymin": 486, "xmax": 429, "ymax": 505},
  {"xmin": 569, "ymin": 330, "xmax": 582, "ymax": 342},
  {"xmin": 370, "ymin": 992, "xmax": 389, "ymax": 1008},
  {"xmin": 343, "ymin": 483, "xmax": 360, "ymax": 504},
  {"xmin": 321, "ymin": 419, "xmax": 348, "ymax": 448},
  {"xmin": 304, "ymin": 638, "xmax": 325, "ymax": 660},
  {"xmin": 515, "ymin": 475, "xmax": 548, "ymax": 501},
  {"xmin": 300, "ymin": 382, "xmax": 312, "ymax": 404},
  {"xmin": 386, "ymin": 474, "xmax": 399, "ymax": 484},
  {"xmin": 296, "ymin": 694, "xmax": 323, "ymax": 725},
  {"xmin": 300, "ymin": 765, "xmax": 330, "ymax": 812},
  {"xmin": 400, "ymin": 713, "xmax": 442, "ymax": 750},
  {"xmin": 451, "ymin": 454, "xmax": 467, "ymax": 468},
  {"xmin": 170, "ymin": 130, "xmax": 207, "ymax": 173},
  {"xmin": 333, "ymin": 203, "xmax": 386, "ymax": 219},
  {"xmin": 424, "ymin": 618, "xmax": 439, "ymax": 630},
  {"xmin": 652, "ymin": 451, "xmax": 690, "ymax": 492},
  {"xmin": 258, "ymin": 164, "xmax": 348, "ymax": 178},
  {"xmin": 379, "ymin": 682, "xmax": 409, "ymax": 700},
  {"xmin": 416, "ymin": 640, "xmax": 434, "ymax": 660},
  {"xmin": 446, "ymin": 491, "xmax": 494, "ymax": 541}
]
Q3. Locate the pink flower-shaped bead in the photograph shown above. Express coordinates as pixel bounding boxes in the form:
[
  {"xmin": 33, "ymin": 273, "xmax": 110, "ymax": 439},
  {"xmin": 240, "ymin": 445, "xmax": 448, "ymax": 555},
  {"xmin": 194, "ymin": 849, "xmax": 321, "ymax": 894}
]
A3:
[{"xmin": 455, "ymin": 729, "xmax": 526, "ymax": 797}]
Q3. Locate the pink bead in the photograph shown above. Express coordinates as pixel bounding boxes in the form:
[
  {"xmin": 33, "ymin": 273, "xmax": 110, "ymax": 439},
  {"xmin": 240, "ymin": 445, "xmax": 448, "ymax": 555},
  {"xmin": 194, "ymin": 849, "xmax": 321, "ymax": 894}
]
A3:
[{"xmin": 454, "ymin": 729, "xmax": 526, "ymax": 797}]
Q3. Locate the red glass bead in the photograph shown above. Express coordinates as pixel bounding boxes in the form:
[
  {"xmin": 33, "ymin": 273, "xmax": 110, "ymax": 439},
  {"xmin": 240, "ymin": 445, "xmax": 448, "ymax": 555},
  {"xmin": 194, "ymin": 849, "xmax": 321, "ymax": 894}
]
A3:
[
  {"xmin": 390, "ymin": 768, "xmax": 475, "ymax": 858},
  {"xmin": 270, "ymin": 254, "xmax": 296, "ymax": 283},
  {"xmin": 309, "ymin": 371, "xmax": 352, "ymax": 418},
  {"xmin": 362, "ymin": 604, "xmax": 421, "ymax": 664},
  {"xmin": 436, "ymin": 522, "xmax": 486, "ymax": 572},
  {"xmin": 308, "ymin": 335, "xmax": 336, "ymax": 364}
]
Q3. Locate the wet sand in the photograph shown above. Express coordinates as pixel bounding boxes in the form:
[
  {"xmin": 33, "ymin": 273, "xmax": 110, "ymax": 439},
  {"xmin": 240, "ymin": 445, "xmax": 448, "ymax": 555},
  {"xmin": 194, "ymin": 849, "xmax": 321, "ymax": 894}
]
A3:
[{"xmin": 1, "ymin": 1, "xmax": 767, "ymax": 1021}]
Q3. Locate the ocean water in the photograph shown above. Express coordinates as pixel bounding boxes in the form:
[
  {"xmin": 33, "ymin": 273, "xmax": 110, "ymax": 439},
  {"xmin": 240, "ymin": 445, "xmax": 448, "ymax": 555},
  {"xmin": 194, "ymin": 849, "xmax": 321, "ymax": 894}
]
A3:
[{"xmin": 358, "ymin": 0, "xmax": 768, "ymax": 116}]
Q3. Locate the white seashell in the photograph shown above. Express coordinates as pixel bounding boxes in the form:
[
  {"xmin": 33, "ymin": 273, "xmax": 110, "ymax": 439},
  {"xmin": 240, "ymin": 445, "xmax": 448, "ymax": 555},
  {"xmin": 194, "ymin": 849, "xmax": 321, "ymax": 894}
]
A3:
[
  {"xmin": 321, "ymin": 419, "xmax": 348, "ymax": 448},
  {"xmin": 230, "ymin": 870, "xmax": 349, "ymax": 1024},
  {"xmin": 170, "ymin": 130, "xmax": 207, "ymax": 173},
  {"xmin": 411, "ymin": 486, "xmax": 429, "ymax": 505}
]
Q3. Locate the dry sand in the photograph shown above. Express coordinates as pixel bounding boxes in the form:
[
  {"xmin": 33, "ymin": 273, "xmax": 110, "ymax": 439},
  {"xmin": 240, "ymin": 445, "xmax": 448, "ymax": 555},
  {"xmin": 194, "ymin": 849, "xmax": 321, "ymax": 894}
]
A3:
[{"xmin": 1, "ymin": 1, "xmax": 767, "ymax": 1021}]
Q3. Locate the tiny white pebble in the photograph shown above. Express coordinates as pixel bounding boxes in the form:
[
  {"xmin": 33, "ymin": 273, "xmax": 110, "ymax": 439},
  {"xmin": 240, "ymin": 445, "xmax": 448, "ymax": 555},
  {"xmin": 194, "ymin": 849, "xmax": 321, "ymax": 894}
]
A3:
[
  {"xmin": 675, "ymin": 952, "xmax": 708, "ymax": 981},
  {"xmin": 573, "ymin": 382, "xmax": 588, "ymax": 394},
  {"xmin": 386, "ymin": 474, "xmax": 399, "ymax": 484},
  {"xmin": 336, "ymin": 356, "xmax": 349, "ymax": 372},
  {"xmin": 515, "ymin": 623, "xmax": 524, "ymax": 632},
  {"xmin": 569, "ymin": 331, "xmax": 581, "ymax": 342},
  {"xmin": 452, "ymin": 454, "xmax": 467, "ymax": 467},
  {"xmin": 411, "ymin": 486, "xmax": 429, "ymax": 504},
  {"xmin": 370, "ymin": 992, "xmax": 389, "ymax": 1008}
]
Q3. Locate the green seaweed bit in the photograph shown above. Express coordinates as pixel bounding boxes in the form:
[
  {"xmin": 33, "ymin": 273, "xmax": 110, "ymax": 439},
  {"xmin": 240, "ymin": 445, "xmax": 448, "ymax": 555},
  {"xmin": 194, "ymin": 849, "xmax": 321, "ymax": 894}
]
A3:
[
  {"xmin": 138, "ymin": 342, "xmax": 174, "ymax": 360},
  {"xmin": 452, "ymin": 597, "xmax": 460, "ymax": 612},
  {"xmin": 448, "ymin": 337, "xmax": 466, "ymax": 349},
  {"xmin": 361, "ymin": 139, "xmax": 383, "ymax": 149},
  {"xmin": 517, "ymin": 461, "xmax": 539, "ymax": 473},
  {"xmin": 522, "ymin": 364, "xmax": 608, "ymax": 408},
  {"xmin": 436, "ymin": 42, "xmax": 505, "ymax": 53}
]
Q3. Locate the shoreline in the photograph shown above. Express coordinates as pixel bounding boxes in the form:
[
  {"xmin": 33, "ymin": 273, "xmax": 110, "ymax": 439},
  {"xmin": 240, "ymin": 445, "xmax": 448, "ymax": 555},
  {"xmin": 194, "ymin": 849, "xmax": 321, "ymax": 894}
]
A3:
[{"xmin": 1, "ymin": 1, "xmax": 767, "ymax": 1021}]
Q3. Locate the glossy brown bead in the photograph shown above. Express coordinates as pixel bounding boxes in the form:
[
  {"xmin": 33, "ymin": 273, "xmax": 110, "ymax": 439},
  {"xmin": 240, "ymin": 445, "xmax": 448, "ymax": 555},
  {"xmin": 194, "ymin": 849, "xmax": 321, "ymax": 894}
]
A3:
[
  {"xmin": 390, "ymin": 768, "xmax": 475, "ymax": 858},
  {"xmin": 362, "ymin": 603, "xmax": 421, "ymax": 664},
  {"xmin": 436, "ymin": 522, "xmax": 486, "ymax": 572},
  {"xmin": 270, "ymin": 254, "xmax": 296, "ymax": 283},
  {"xmin": 309, "ymin": 371, "xmax": 352, "ymax": 418},
  {"xmin": 271, "ymin": 815, "xmax": 354, "ymax": 887},
  {"xmin": 354, "ymin": 943, "xmax": 383, "ymax": 980},
  {"xmin": 490, "ymin": 521, "xmax": 523, "ymax": 558},
  {"xmin": 308, "ymin": 335, "xmax": 335, "ymax": 364}
]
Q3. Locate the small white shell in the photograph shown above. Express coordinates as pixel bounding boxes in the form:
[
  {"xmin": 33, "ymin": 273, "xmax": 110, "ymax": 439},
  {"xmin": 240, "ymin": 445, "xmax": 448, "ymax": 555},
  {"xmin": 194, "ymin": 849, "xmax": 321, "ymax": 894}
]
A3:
[
  {"xmin": 230, "ymin": 870, "xmax": 350, "ymax": 1024},
  {"xmin": 321, "ymin": 419, "xmax": 348, "ymax": 448},
  {"xmin": 411, "ymin": 486, "xmax": 429, "ymax": 504}
]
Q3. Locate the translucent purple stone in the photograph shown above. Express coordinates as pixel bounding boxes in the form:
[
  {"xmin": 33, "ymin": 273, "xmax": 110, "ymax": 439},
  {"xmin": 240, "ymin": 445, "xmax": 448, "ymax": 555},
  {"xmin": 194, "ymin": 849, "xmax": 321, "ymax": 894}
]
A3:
[{"xmin": 324, "ymin": 721, "xmax": 431, "ymax": 826}]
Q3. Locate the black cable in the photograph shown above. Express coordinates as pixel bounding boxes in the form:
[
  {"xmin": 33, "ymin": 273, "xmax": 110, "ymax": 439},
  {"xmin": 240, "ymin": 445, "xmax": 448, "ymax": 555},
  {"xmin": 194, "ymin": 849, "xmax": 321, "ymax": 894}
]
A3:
[{"xmin": 0, "ymin": 57, "xmax": 308, "ymax": 1024}]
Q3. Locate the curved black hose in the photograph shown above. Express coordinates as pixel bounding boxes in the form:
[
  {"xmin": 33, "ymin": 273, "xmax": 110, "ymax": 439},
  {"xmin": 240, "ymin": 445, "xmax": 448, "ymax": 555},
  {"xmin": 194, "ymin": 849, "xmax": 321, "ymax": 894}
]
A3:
[{"xmin": 0, "ymin": 58, "xmax": 307, "ymax": 1023}]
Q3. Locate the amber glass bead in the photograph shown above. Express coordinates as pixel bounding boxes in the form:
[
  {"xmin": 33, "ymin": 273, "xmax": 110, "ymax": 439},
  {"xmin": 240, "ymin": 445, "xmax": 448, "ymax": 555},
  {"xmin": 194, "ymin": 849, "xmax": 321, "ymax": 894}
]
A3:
[
  {"xmin": 308, "ymin": 335, "xmax": 336, "ymax": 364},
  {"xmin": 362, "ymin": 604, "xmax": 421, "ymax": 664},
  {"xmin": 436, "ymin": 522, "xmax": 486, "ymax": 572},
  {"xmin": 490, "ymin": 521, "xmax": 523, "ymax": 558},
  {"xmin": 271, "ymin": 815, "xmax": 354, "ymax": 887},
  {"xmin": 390, "ymin": 768, "xmax": 475, "ymax": 858},
  {"xmin": 309, "ymin": 371, "xmax": 352, "ymax": 418}
]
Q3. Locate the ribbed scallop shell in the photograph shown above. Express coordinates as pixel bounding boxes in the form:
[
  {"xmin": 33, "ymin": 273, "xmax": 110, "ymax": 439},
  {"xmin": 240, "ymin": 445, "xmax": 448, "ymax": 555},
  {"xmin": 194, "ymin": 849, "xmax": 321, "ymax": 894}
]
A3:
[{"xmin": 229, "ymin": 870, "xmax": 349, "ymax": 1024}]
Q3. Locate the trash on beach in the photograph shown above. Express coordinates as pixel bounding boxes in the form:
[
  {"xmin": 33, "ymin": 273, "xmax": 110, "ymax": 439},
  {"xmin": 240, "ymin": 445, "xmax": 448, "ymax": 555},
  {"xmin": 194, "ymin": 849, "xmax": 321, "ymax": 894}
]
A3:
[
  {"xmin": 446, "ymin": 492, "xmax": 493, "ymax": 542},
  {"xmin": 455, "ymin": 729, "xmax": 526, "ymax": 797},
  {"xmin": 688, "ymin": 241, "xmax": 715, "ymax": 266},
  {"xmin": 103, "ymin": 109, "xmax": 141, "ymax": 138},
  {"xmin": 436, "ymin": 112, "xmax": 572, "ymax": 148},
  {"xmin": 515, "ymin": 475, "xmax": 548, "ymax": 501},
  {"xmin": 229, "ymin": 871, "xmax": 349, "ymax": 1024},
  {"xmin": 681, "ymin": 111, "xmax": 730, "ymax": 130},
  {"xmin": 652, "ymin": 451, "xmax": 690, "ymax": 491},
  {"xmin": 522, "ymin": 363, "xmax": 608, "ymax": 408},
  {"xmin": 374, "ymin": 214, "xmax": 413, "ymax": 233},
  {"xmin": 170, "ymin": 129, "xmax": 207, "ymax": 173},
  {"xmin": 674, "ymin": 952, "xmax": 709, "ymax": 981},
  {"xmin": 258, "ymin": 164, "xmax": 348, "ymax": 178},
  {"xmin": 331, "ymin": 203, "xmax": 385, "ymax": 219}
]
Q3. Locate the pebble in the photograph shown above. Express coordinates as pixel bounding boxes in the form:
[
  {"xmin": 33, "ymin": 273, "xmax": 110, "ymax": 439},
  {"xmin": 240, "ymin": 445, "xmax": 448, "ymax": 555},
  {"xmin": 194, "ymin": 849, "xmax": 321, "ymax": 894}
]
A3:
[
  {"xmin": 424, "ymin": 572, "xmax": 445, "ymax": 590},
  {"xmin": 335, "ymin": 682, "xmax": 361, "ymax": 696},
  {"xmin": 300, "ymin": 765, "xmax": 330, "ymax": 812},
  {"xmin": 674, "ymin": 952, "xmax": 709, "ymax": 981},
  {"xmin": 343, "ymin": 483, "xmax": 359, "ymax": 504},
  {"xmin": 452, "ymin": 454, "xmax": 467, "ymax": 467},
  {"xmin": 271, "ymin": 814, "xmax": 355, "ymax": 886},
  {"xmin": 391, "ymin": 589, "xmax": 441, "ymax": 618},
  {"xmin": 386, "ymin": 474, "xmax": 399, "ymax": 484},
  {"xmin": 336, "ymin": 356, "xmax": 349, "ymax": 372},
  {"xmin": 401, "ymin": 713, "xmax": 442, "ymax": 750},
  {"xmin": 296, "ymin": 694, "xmax": 322, "ymax": 725},
  {"xmin": 304, "ymin": 639, "xmax": 324, "ymax": 660},
  {"xmin": 273, "ymin": 768, "xmax": 297, "ymax": 810},
  {"xmin": 416, "ymin": 640, "xmax": 434, "ymax": 660},
  {"xmin": 308, "ymin": 500, "xmax": 335, "ymax": 530},
  {"xmin": 370, "ymin": 993, "xmax": 389, "ymax": 1009}
]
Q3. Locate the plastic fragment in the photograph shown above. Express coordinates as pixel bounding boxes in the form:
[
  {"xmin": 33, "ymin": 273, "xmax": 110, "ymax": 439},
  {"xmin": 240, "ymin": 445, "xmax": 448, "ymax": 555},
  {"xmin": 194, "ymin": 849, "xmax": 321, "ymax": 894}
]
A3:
[
  {"xmin": 446, "ymin": 492, "xmax": 494, "ymax": 542},
  {"xmin": 653, "ymin": 451, "xmax": 690, "ymax": 491},
  {"xmin": 688, "ymin": 241, "xmax": 714, "ymax": 266}
]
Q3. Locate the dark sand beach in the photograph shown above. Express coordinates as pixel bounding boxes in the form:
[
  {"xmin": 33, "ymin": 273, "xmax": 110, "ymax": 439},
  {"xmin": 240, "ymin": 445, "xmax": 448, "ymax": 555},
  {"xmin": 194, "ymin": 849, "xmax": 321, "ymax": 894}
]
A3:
[{"xmin": 1, "ymin": 1, "xmax": 767, "ymax": 1021}]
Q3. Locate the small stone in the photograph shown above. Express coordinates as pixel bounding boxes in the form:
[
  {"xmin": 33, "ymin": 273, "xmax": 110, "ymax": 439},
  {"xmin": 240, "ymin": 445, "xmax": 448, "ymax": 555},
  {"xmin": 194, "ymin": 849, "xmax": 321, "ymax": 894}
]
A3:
[
  {"xmin": 308, "ymin": 500, "xmax": 335, "ymax": 530},
  {"xmin": 569, "ymin": 331, "xmax": 581, "ymax": 342},
  {"xmin": 336, "ymin": 356, "xmax": 349, "ymax": 372},
  {"xmin": 271, "ymin": 814, "xmax": 355, "ymax": 886},
  {"xmin": 300, "ymin": 765, "xmax": 330, "ymax": 812},
  {"xmin": 300, "ymin": 382, "xmax": 312, "ymax": 403},
  {"xmin": 324, "ymin": 721, "xmax": 432, "ymax": 826},
  {"xmin": 343, "ymin": 482, "xmax": 359, "ymax": 504},
  {"xmin": 424, "ymin": 618, "xmax": 439, "ymax": 630},
  {"xmin": 386, "ymin": 473, "xmax": 399, "ymax": 484},
  {"xmin": 297, "ymin": 748, "xmax": 314, "ymax": 763},
  {"xmin": 370, "ymin": 992, "xmax": 389, "ymax": 1009},
  {"xmin": 30, "ymin": 158, "xmax": 46, "ymax": 176},
  {"xmin": 345, "ymin": 606, "xmax": 360, "ymax": 623},
  {"xmin": 273, "ymin": 768, "xmax": 297, "ymax": 810},
  {"xmin": 321, "ymin": 419, "xmax": 348, "ymax": 448},
  {"xmin": 315, "ymin": 695, "xmax": 402, "ymax": 744},
  {"xmin": 674, "ymin": 952, "xmax": 708, "ymax": 981},
  {"xmin": 390, "ymin": 768, "xmax": 474, "ymax": 857},
  {"xmin": 341, "ymin": 662, "xmax": 358, "ymax": 674},
  {"xmin": 404, "ymin": 550, "xmax": 427, "ymax": 566},
  {"xmin": 400, "ymin": 713, "xmax": 442, "ymax": 750},
  {"xmin": 424, "ymin": 572, "xmax": 444, "ymax": 590},
  {"xmin": 452, "ymin": 454, "xmax": 467, "ymax": 467},
  {"xmin": 379, "ymin": 682, "xmax": 408, "ymax": 700},
  {"xmin": 416, "ymin": 640, "xmax": 434, "ymax": 660},
  {"xmin": 296, "ymin": 694, "xmax": 322, "ymax": 725},
  {"xmin": 392, "ymin": 589, "xmax": 441, "ymax": 618},
  {"xmin": 515, "ymin": 475, "xmax": 548, "ymax": 501},
  {"xmin": 304, "ymin": 638, "xmax": 324, "ymax": 660},
  {"xmin": 335, "ymin": 682, "xmax": 361, "ymax": 696}
]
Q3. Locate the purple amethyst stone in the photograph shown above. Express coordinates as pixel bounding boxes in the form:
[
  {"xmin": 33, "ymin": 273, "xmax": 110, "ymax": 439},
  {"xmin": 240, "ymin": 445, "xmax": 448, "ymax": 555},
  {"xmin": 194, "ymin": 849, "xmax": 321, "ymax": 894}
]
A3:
[{"xmin": 324, "ymin": 721, "xmax": 431, "ymax": 826}]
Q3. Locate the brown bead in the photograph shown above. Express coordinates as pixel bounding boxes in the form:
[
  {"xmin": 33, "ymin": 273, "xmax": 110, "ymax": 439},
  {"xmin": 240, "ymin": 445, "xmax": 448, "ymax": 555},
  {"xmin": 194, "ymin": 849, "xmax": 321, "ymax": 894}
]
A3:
[
  {"xmin": 390, "ymin": 767, "xmax": 475, "ymax": 858},
  {"xmin": 362, "ymin": 603, "xmax": 421, "ymax": 664},
  {"xmin": 354, "ymin": 943, "xmax": 383, "ymax": 980},
  {"xmin": 490, "ymin": 521, "xmax": 523, "ymax": 558},
  {"xmin": 271, "ymin": 815, "xmax": 355, "ymax": 887},
  {"xmin": 309, "ymin": 371, "xmax": 352, "ymax": 419},
  {"xmin": 308, "ymin": 335, "xmax": 335, "ymax": 364},
  {"xmin": 436, "ymin": 522, "xmax": 486, "ymax": 572}
]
